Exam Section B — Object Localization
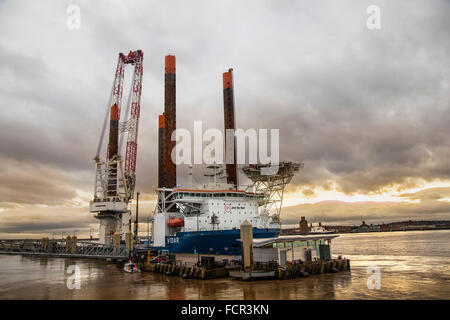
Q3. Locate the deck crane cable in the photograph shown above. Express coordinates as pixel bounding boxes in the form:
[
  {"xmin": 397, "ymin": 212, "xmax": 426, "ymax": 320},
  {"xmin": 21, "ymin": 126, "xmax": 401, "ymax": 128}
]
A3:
[
  {"xmin": 95, "ymin": 74, "xmax": 115, "ymax": 160},
  {"xmin": 118, "ymin": 71, "xmax": 135, "ymax": 154}
]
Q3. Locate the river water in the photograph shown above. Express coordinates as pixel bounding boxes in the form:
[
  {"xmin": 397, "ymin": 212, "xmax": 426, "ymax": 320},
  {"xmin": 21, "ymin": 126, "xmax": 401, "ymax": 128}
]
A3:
[{"xmin": 0, "ymin": 230, "xmax": 449, "ymax": 299}]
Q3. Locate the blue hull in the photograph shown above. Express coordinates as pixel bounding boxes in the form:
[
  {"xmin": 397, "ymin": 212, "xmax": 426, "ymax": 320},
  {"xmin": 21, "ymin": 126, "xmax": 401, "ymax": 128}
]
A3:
[{"xmin": 159, "ymin": 228, "xmax": 279, "ymax": 255}]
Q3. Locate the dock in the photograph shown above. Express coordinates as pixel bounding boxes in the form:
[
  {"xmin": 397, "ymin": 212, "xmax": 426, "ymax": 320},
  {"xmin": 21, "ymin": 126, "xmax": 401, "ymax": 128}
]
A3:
[
  {"xmin": 140, "ymin": 262, "xmax": 238, "ymax": 280},
  {"xmin": 138, "ymin": 258, "xmax": 350, "ymax": 280}
]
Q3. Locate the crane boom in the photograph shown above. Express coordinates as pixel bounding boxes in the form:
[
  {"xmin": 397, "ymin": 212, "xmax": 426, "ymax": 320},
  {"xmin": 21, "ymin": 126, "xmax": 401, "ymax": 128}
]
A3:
[
  {"xmin": 123, "ymin": 50, "xmax": 143, "ymax": 197},
  {"xmin": 90, "ymin": 50, "xmax": 144, "ymax": 245}
]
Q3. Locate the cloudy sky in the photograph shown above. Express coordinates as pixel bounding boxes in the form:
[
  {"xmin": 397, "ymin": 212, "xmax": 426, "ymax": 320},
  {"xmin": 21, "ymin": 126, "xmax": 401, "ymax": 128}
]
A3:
[{"xmin": 0, "ymin": 0, "xmax": 449, "ymax": 238}]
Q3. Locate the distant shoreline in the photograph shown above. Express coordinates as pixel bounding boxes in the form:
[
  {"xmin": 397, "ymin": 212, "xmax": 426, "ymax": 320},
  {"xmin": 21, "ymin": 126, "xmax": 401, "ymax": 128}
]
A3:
[
  {"xmin": 281, "ymin": 220, "xmax": 450, "ymax": 235},
  {"xmin": 1, "ymin": 221, "xmax": 449, "ymax": 240}
]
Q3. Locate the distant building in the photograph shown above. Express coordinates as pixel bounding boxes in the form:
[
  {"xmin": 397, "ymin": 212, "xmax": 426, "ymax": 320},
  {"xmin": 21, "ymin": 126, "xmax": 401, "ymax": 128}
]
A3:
[
  {"xmin": 352, "ymin": 221, "xmax": 380, "ymax": 233},
  {"xmin": 299, "ymin": 216, "xmax": 309, "ymax": 234},
  {"xmin": 325, "ymin": 225, "xmax": 353, "ymax": 233},
  {"xmin": 359, "ymin": 221, "xmax": 370, "ymax": 232},
  {"xmin": 324, "ymin": 219, "xmax": 450, "ymax": 234}
]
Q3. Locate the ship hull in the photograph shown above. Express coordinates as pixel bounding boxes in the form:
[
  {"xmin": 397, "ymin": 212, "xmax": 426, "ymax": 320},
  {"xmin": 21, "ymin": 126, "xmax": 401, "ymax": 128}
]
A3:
[{"xmin": 162, "ymin": 228, "xmax": 279, "ymax": 255}]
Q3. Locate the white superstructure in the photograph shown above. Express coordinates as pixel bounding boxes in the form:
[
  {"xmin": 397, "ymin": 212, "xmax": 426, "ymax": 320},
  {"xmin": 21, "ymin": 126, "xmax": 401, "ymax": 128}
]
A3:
[{"xmin": 152, "ymin": 181, "xmax": 279, "ymax": 247}]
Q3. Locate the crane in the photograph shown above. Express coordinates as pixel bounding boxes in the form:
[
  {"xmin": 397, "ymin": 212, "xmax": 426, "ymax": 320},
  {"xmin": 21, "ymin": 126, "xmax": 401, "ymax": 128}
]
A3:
[{"xmin": 90, "ymin": 50, "xmax": 143, "ymax": 245}]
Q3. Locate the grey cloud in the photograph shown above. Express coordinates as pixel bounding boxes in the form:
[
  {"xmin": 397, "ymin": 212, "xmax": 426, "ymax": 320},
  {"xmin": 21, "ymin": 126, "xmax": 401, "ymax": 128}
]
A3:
[
  {"xmin": 0, "ymin": 0, "xmax": 449, "ymax": 209},
  {"xmin": 399, "ymin": 187, "xmax": 450, "ymax": 201},
  {"xmin": 0, "ymin": 158, "xmax": 82, "ymax": 205},
  {"xmin": 0, "ymin": 221, "xmax": 92, "ymax": 233}
]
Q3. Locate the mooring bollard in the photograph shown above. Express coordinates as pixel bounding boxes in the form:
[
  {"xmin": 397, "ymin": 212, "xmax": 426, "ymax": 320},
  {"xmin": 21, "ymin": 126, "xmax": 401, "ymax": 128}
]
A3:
[
  {"xmin": 113, "ymin": 234, "xmax": 120, "ymax": 256},
  {"xmin": 71, "ymin": 236, "xmax": 77, "ymax": 254},
  {"xmin": 240, "ymin": 220, "xmax": 254, "ymax": 272},
  {"xmin": 65, "ymin": 236, "xmax": 72, "ymax": 253},
  {"xmin": 125, "ymin": 232, "xmax": 133, "ymax": 252},
  {"xmin": 326, "ymin": 261, "xmax": 332, "ymax": 273}
]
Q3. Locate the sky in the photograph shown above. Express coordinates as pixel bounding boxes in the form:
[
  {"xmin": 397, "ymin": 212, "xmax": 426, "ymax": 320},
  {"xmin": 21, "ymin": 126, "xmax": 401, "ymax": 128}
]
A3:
[{"xmin": 0, "ymin": 0, "xmax": 449, "ymax": 238}]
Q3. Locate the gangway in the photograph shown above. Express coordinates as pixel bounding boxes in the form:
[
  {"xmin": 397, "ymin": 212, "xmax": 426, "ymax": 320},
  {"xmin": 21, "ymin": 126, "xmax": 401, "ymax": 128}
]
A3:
[{"xmin": 0, "ymin": 239, "xmax": 129, "ymax": 260}]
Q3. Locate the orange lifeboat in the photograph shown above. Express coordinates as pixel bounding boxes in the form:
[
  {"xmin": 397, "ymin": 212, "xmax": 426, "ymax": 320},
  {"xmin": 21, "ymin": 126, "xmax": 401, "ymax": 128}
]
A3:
[{"xmin": 168, "ymin": 218, "xmax": 184, "ymax": 228}]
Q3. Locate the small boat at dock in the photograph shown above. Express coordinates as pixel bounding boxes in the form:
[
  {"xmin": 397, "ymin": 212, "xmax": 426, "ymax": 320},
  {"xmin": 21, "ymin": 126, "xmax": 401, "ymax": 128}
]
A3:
[{"xmin": 123, "ymin": 261, "xmax": 141, "ymax": 273}]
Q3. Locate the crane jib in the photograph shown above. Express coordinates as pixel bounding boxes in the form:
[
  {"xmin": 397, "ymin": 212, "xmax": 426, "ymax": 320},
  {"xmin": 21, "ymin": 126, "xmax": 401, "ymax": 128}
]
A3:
[{"xmin": 93, "ymin": 50, "xmax": 143, "ymax": 203}]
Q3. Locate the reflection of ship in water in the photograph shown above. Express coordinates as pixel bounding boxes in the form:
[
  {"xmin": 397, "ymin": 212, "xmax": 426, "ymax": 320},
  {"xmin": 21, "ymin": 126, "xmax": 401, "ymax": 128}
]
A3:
[
  {"xmin": 241, "ymin": 271, "xmax": 352, "ymax": 300},
  {"xmin": 39, "ymin": 257, "xmax": 48, "ymax": 267},
  {"xmin": 143, "ymin": 255, "xmax": 352, "ymax": 300}
]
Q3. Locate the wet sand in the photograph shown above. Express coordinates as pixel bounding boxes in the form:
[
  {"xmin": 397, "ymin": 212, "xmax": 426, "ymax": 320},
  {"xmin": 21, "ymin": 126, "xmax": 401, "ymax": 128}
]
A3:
[{"xmin": 0, "ymin": 230, "xmax": 449, "ymax": 299}]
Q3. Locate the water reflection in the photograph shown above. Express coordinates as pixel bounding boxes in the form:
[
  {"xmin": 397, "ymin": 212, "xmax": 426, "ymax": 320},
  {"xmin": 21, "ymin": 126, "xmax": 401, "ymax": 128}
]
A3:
[
  {"xmin": 144, "ymin": 271, "xmax": 353, "ymax": 300},
  {"xmin": 39, "ymin": 257, "xmax": 47, "ymax": 267}
]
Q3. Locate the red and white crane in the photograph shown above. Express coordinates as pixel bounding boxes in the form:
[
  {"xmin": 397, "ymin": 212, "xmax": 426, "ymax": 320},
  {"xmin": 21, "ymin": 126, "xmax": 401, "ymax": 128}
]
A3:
[{"xmin": 90, "ymin": 50, "xmax": 143, "ymax": 244}]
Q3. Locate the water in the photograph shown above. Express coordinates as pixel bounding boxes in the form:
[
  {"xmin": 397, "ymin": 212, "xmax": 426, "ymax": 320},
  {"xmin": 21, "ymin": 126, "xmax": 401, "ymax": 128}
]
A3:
[{"xmin": 0, "ymin": 230, "xmax": 449, "ymax": 299}]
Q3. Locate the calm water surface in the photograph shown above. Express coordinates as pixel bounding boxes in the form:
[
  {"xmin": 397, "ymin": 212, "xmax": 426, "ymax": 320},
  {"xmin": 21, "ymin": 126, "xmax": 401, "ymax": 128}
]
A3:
[{"xmin": 0, "ymin": 230, "xmax": 449, "ymax": 299}]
